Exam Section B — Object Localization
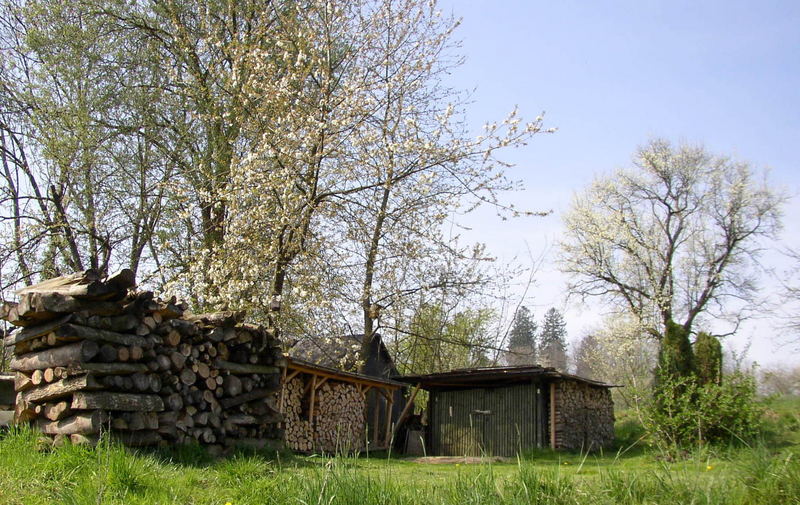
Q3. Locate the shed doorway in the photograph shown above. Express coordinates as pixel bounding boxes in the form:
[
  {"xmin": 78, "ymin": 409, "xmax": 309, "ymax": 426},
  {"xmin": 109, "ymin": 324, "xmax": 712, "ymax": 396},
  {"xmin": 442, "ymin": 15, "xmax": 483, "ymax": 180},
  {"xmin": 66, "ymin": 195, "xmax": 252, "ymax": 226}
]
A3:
[{"xmin": 429, "ymin": 383, "xmax": 546, "ymax": 457}]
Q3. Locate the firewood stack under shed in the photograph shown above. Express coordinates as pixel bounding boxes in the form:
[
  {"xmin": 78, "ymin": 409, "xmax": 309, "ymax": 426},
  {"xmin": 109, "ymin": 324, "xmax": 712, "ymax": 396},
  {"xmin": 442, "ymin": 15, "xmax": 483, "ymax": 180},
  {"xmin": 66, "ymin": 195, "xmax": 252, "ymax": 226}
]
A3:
[{"xmin": 1, "ymin": 270, "xmax": 285, "ymax": 450}]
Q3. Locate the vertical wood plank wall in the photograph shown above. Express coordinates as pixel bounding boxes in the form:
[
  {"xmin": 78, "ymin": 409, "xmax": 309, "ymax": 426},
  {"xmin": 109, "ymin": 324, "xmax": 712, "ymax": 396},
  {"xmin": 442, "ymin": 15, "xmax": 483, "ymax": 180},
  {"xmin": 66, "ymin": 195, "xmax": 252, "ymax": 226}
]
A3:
[{"xmin": 429, "ymin": 382, "xmax": 546, "ymax": 457}]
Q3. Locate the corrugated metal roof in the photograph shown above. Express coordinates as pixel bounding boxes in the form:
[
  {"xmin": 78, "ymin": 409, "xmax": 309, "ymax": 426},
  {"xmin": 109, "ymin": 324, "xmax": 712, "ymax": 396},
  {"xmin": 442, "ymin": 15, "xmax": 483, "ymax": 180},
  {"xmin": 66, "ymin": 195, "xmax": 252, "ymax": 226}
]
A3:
[{"xmin": 393, "ymin": 365, "xmax": 617, "ymax": 388}]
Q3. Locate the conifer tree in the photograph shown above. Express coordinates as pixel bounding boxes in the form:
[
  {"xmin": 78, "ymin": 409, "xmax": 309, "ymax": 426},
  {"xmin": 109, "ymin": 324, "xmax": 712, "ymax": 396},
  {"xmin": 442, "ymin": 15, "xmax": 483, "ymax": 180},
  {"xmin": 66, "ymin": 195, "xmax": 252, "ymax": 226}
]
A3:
[
  {"xmin": 539, "ymin": 308, "xmax": 568, "ymax": 370},
  {"xmin": 694, "ymin": 332, "xmax": 723, "ymax": 385},
  {"xmin": 506, "ymin": 306, "xmax": 537, "ymax": 365}
]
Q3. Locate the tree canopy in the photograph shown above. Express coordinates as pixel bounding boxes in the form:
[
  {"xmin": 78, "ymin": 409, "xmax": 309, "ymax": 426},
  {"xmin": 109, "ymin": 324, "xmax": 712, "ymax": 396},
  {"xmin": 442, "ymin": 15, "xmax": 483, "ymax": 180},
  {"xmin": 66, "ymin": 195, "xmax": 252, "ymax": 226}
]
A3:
[
  {"xmin": 560, "ymin": 139, "xmax": 783, "ymax": 341},
  {"xmin": 0, "ymin": 0, "xmax": 548, "ymax": 371}
]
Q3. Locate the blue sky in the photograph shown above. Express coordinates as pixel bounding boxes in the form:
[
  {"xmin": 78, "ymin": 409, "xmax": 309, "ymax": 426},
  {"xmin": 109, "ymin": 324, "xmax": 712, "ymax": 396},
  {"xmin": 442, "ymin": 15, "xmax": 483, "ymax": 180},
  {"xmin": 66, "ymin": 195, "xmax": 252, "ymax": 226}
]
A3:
[{"xmin": 438, "ymin": 0, "xmax": 800, "ymax": 366}]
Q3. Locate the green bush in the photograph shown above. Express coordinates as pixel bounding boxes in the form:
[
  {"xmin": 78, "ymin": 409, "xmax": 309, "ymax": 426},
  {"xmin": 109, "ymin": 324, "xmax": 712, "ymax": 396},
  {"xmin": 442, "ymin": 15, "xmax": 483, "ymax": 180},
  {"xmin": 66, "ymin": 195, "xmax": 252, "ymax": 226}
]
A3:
[
  {"xmin": 694, "ymin": 332, "xmax": 723, "ymax": 385},
  {"xmin": 655, "ymin": 321, "xmax": 694, "ymax": 386},
  {"xmin": 643, "ymin": 373, "xmax": 763, "ymax": 450}
]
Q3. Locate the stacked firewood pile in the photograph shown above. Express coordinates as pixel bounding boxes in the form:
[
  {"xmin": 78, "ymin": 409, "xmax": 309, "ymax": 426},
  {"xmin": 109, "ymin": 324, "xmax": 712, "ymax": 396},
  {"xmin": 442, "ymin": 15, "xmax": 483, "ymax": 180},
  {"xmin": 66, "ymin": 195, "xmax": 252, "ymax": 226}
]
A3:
[
  {"xmin": 280, "ymin": 375, "xmax": 365, "ymax": 453},
  {"xmin": 281, "ymin": 377, "xmax": 314, "ymax": 451},
  {"xmin": 313, "ymin": 382, "xmax": 364, "ymax": 452},
  {"xmin": 1, "ymin": 270, "xmax": 285, "ymax": 449},
  {"xmin": 553, "ymin": 381, "xmax": 615, "ymax": 450}
]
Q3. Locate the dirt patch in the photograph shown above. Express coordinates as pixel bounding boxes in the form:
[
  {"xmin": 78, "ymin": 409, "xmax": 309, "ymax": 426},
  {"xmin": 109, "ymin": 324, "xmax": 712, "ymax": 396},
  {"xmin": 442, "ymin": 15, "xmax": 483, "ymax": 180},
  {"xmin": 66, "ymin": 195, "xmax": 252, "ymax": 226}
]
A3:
[{"xmin": 408, "ymin": 456, "xmax": 512, "ymax": 464}]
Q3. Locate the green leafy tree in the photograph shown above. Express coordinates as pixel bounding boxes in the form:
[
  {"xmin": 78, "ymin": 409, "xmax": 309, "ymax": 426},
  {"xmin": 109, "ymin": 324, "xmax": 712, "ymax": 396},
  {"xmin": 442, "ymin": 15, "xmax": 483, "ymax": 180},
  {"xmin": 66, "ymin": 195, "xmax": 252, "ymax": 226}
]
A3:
[
  {"xmin": 505, "ymin": 306, "xmax": 537, "ymax": 365},
  {"xmin": 394, "ymin": 303, "xmax": 493, "ymax": 375},
  {"xmin": 655, "ymin": 319, "xmax": 694, "ymax": 391},
  {"xmin": 539, "ymin": 307, "xmax": 567, "ymax": 370},
  {"xmin": 573, "ymin": 333, "xmax": 599, "ymax": 379}
]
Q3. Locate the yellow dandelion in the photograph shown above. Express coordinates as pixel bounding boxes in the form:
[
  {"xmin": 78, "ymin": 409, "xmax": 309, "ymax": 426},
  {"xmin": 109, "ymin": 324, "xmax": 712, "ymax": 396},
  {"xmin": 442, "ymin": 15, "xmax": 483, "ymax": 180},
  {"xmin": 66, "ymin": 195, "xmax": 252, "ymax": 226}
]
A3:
[{"xmin": 706, "ymin": 465, "xmax": 714, "ymax": 471}]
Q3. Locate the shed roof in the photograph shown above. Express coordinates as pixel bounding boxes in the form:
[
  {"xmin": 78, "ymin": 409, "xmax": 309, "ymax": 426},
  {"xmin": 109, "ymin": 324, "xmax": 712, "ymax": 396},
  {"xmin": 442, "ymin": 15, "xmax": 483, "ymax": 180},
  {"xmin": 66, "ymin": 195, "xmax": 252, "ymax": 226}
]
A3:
[
  {"xmin": 286, "ymin": 356, "xmax": 405, "ymax": 389},
  {"xmin": 288, "ymin": 333, "xmax": 395, "ymax": 373},
  {"xmin": 394, "ymin": 365, "xmax": 616, "ymax": 389}
]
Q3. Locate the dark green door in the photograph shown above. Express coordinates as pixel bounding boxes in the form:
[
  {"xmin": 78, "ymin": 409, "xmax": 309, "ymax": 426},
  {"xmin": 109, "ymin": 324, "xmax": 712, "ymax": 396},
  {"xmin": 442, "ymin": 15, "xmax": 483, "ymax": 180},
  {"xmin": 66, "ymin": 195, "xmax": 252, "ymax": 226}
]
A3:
[{"xmin": 431, "ymin": 384, "xmax": 544, "ymax": 456}]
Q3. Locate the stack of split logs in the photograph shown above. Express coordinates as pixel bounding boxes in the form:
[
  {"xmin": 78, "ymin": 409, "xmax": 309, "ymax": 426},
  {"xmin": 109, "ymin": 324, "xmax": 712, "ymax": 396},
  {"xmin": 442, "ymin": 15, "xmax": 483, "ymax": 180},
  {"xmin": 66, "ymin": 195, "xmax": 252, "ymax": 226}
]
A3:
[
  {"xmin": 1, "ymin": 270, "xmax": 285, "ymax": 450},
  {"xmin": 280, "ymin": 376, "xmax": 365, "ymax": 453}
]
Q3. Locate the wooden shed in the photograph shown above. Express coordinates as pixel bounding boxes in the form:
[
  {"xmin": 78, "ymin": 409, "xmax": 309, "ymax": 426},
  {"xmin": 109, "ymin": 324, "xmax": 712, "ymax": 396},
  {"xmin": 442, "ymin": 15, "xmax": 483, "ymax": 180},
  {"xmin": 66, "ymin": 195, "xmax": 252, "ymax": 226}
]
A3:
[
  {"xmin": 279, "ymin": 356, "xmax": 405, "ymax": 452},
  {"xmin": 0, "ymin": 374, "xmax": 14, "ymax": 427},
  {"xmin": 396, "ymin": 366, "xmax": 615, "ymax": 456},
  {"xmin": 287, "ymin": 333, "xmax": 407, "ymax": 446}
]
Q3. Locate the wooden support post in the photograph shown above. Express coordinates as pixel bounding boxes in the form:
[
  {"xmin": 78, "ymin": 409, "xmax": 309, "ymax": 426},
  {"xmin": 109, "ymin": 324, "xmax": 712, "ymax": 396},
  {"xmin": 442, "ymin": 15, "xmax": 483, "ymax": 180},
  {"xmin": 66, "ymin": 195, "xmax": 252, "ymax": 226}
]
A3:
[
  {"xmin": 278, "ymin": 366, "xmax": 293, "ymax": 414},
  {"xmin": 279, "ymin": 366, "xmax": 288, "ymax": 414},
  {"xmin": 313, "ymin": 377, "xmax": 328, "ymax": 390},
  {"xmin": 383, "ymin": 392, "xmax": 394, "ymax": 447},
  {"xmin": 308, "ymin": 374, "xmax": 317, "ymax": 424},
  {"xmin": 549, "ymin": 382, "xmax": 556, "ymax": 450},
  {"xmin": 372, "ymin": 389, "xmax": 380, "ymax": 445},
  {"xmin": 391, "ymin": 384, "xmax": 421, "ymax": 442}
]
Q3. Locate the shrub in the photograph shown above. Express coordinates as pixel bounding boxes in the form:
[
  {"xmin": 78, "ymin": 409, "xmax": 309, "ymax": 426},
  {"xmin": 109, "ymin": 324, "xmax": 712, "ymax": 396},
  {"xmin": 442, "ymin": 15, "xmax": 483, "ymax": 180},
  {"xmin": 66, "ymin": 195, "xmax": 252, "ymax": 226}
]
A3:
[
  {"xmin": 694, "ymin": 332, "xmax": 723, "ymax": 386},
  {"xmin": 654, "ymin": 321, "xmax": 694, "ymax": 402},
  {"xmin": 643, "ymin": 373, "xmax": 763, "ymax": 451}
]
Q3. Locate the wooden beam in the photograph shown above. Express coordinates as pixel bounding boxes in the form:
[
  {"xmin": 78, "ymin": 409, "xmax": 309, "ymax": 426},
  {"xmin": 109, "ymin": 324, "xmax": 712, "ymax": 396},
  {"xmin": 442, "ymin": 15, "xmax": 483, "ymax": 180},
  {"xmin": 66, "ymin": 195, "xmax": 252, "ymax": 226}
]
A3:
[
  {"xmin": 21, "ymin": 374, "xmax": 102, "ymax": 404},
  {"xmin": 372, "ymin": 390, "xmax": 380, "ymax": 445},
  {"xmin": 549, "ymin": 383, "xmax": 556, "ymax": 450},
  {"xmin": 11, "ymin": 341, "xmax": 99, "ymax": 372},
  {"xmin": 391, "ymin": 384, "xmax": 421, "ymax": 442},
  {"xmin": 308, "ymin": 374, "xmax": 317, "ymax": 424},
  {"xmin": 4, "ymin": 314, "xmax": 73, "ymax": 347},
  {"xmin": 383, "ymin": 395, "xmax": 394, "ymax": 447},
  {"xmin": 313, "ymin": 377, "xmax": 328, "ymax": 390},
  {"xmin": 214, "ymin": 359, "xmax": 279, "ymax": 375},
  {"xmin": 71, "ymin": 392, "xmax": 164, "ymax": 412},
  {"xmin": 220, "ymin": 388, "xmax": 276, "ymax": 410},
  {"xmin": 377, "ymin": 387, "xmax": 393, "ymax": 402},
  {"xmin": 285, "ymin": 369, "xmax": 301, "ymax": 383},
  {"xmin": 285, "ymin": 360, "xmax": 402, "ymax": 390},
  {"xmin": 279, "ymin": 366, "xmax": 289, "ymax": 414}
]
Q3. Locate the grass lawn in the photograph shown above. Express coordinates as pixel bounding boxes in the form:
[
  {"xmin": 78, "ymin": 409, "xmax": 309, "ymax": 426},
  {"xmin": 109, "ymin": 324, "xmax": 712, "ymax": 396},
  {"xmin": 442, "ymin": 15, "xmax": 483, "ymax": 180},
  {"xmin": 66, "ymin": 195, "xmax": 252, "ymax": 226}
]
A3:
[{"xmin": 0, "ymin": 396, "xmax": 797, "ymax": 505}]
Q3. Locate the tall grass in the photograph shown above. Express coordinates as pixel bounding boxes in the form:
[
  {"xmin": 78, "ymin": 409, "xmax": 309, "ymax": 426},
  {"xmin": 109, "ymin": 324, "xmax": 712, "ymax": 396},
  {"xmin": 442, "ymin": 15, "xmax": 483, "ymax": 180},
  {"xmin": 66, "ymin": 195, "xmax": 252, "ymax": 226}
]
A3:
[{"xmin": 0, "ymin": 425, "xmax": 798, "ymax": 505}]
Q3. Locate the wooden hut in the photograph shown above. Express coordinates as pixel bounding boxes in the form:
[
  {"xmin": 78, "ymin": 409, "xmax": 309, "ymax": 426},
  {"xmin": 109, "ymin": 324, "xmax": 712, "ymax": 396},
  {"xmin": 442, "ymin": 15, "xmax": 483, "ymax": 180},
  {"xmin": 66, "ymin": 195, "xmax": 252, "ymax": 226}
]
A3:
[
  {"xmin": 0, "ymin": 374, "xmax": 14, "ymax": 427},
  {"xmin": 287, "ymin": 333, "xmax": 407, "ymax": 448},
  {"xmin": 279, "ymin": 356, "xmax": 404, "ymax": 452},
  {"xmin": 395, "ymin": 366, "xmax": 615, "ymax": 456}
]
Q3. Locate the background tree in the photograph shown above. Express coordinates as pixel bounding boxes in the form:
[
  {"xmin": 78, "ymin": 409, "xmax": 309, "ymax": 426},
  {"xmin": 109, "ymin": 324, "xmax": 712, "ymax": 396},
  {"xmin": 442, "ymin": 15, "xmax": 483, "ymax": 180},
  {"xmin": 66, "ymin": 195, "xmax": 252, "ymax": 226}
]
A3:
[
  {"xmin": 573, "ymin": 332, "xmax": 600, "ymax": 378},
  {"xmin": 576, "ymin": 315, "xmax": 658, "ymax": 408},
  {"xmin": 392, "ymin": 302, "xmax": 493, "ymax": 375},
  {"xmin": 757, "ymin": 364, "xmax": 800, "ymax": 396},
  {"xmin": 560, "ymin": 139, "xmax": 783, "ymax": 386},
  {"xmin": 0, "ymin": 0, "xmax": 547, "ymax": 375},
  {"xmin": 0, "ymin": 0, "xmax": 170, "ymax": 288},
  {"xmin": 777, "ymin": 247, "xmax": 800, "ymax": 347},
  {"xmin": 505, "ymin": 306, "xmax": 537, "ymax": 365},
  {"xmin": 538, "ymin": 307, "xmax": 567, "ymax": 370}
]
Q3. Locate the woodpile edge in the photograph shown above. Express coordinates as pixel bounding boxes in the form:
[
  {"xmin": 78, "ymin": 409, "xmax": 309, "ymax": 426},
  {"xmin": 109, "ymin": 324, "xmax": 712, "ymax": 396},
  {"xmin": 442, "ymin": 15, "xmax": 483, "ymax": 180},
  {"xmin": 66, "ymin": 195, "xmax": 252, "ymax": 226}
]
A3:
[{"xmin": 2, "ymin": 269, "xmax": 285, "ymax": 452}]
